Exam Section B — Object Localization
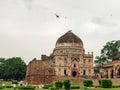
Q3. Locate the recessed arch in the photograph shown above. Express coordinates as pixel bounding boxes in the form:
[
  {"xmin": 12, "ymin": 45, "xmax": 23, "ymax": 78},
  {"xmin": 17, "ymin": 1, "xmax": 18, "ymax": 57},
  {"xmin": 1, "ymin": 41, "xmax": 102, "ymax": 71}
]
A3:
[
  {"xmin": 64, "ymin": 69, "xmax": 67, "ymax": 76},
  {"xmin": 83, "ymin": 70, "xmax": 86, "ymax": 75},
  {"xmin": 117, "ymin": 68, "xmax": 120, "ymax": 78},
  {"xmin": 72, "ymin": 71, "xmax": 77, "ymax": 77},
  {"xmin": 106, "ymin": 70, "xmax": 108, "ymax": 78},
  {"xmin": 110, "ymin": 69, "xmax": 114, "ymax": 78},
  {"xmin": 74, "ymin": 64, "xmax": 76, "ymax": 68}
]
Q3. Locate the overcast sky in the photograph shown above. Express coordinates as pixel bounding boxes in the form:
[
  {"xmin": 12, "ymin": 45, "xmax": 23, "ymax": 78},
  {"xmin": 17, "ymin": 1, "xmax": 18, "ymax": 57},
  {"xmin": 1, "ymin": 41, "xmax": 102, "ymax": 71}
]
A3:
[{"xmin": 0, "ymin": 0, "xmax": 120, "ymax": 64}]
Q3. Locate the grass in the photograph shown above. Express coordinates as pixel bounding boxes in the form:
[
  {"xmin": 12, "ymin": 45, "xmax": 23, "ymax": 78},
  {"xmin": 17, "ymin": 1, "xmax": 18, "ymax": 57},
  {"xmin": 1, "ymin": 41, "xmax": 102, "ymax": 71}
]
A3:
[
  {"xmin": 3, "ymin": 81, "xmax": 11, "ymax": 86},
  {"xmin": 84, "ymin": 88, "xmax": 120, "ymax": 90},
  {"xmin": 0, "ymin": 87, "xmax": 120, "ymax": 90},
  {"xmin": 1, "ymin": 81, "xmax": 120, "ymax": 90}
]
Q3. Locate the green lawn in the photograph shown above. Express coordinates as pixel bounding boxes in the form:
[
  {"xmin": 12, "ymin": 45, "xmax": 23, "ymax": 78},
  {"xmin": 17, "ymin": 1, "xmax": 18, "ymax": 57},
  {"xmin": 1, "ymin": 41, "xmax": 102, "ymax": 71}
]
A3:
[
  {"xmin": 1, "ymin": 81, "xmax": 120, "ymax": 90},
  {"xmin": 0, "ymin": 87, "xmax": 120, "ymax": 90},
  {"xmin": 3, "ymin": 81, "xmax": 11, "ymax": 86},
  {"xmin": 84, "ymin": 88, "xmax": 120, "ymax": 90}
]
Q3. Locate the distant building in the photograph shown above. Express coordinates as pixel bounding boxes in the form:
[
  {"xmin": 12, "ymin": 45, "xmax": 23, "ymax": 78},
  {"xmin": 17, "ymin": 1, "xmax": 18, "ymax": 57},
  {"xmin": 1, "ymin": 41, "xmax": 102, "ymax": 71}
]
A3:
[
  {"xmin": 100, "ymin": 54, "xmax": 120, "ymax": 78},
  {"xmin": 25, "ymin": 31, "xmax": 94, "ymax": 85}
]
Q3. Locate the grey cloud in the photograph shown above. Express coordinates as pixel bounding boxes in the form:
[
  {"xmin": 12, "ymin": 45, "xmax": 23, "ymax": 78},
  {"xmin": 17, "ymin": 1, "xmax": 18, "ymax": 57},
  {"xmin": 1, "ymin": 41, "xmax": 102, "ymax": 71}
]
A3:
[{"xmin": 0, "ymin": 0, "xmax": 120, "ymax": 64}]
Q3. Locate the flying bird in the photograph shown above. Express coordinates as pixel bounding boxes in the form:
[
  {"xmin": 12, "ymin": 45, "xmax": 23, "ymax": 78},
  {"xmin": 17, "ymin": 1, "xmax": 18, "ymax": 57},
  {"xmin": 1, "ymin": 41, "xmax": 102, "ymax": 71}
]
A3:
[{"xmin": 55, "ymin": 14, "xmax": 60, "ymax": 18}]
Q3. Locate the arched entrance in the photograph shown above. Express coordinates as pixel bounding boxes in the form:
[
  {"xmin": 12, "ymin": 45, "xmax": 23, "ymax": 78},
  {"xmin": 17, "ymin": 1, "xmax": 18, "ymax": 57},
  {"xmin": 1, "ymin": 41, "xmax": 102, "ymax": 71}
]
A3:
[
  {"xmin": 106, "ymin": 71, "xmax": 108, "ymax": 78},
  {"xmin": 110, "ymin": 69, "xmax": 114, "ymax": 78},
  {"xmin": 83, "ymin": 70, "xmax": 86, "ymax": 75},
  {"xmin": 72, "ymin": 71, "xmax": 77, "ymax": 77},
  {"xmin": 117, "ymin": 68, "xmax": 120, "ymax": 78}
]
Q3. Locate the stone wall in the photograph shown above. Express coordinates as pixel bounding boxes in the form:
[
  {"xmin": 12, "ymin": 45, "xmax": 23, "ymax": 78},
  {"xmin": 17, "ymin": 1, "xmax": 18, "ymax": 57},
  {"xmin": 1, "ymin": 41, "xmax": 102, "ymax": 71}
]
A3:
[{"xmin": 25, "ymin": 59, "xmax": 55, "ymax": 85}]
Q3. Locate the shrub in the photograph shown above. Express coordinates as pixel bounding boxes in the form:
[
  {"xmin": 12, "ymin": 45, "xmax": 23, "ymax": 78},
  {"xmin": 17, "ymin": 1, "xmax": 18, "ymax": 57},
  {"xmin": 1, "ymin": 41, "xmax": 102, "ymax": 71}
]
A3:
[
  {"xmin": 70, "ymin": 84, "xmax": 80, "ymax": 89},
  {"xmin": 12, "ymin": 80, "xmax": 18, "ymax": 84},
  {"xmin": 83, "ymin": 79, "xmax": 93, "ymax": 87},
  {"xmin": 43, "ymin": 86, "xmax": 49, "ymax": 89},
  {"xmin": 101, "ymin": 79, "xmax": 112, "ymax": 88},
  {"xmin": 50, "ymin": 87, "xmax": 59, "ymax": 90},
  {"xmin": 63, "ymin": 79, "xmax": 71, "ymax": 90},
  {"xmin": 98, "ymin": 79, "xmax": 102, "ymax": 85},
  {"xmin": 94, "ymin": 85, "xmax": 102, "ymax": 88},
  {"xmin": 55, "ymin": 81, "xmax": 63, "ymax": 89},
  {"xmin": 17, "ymin": 86, "xmax": 35, "ymax": 90},
  {"xmin": 0, "ymin": 86, "xmax": 5, "ymax": 89},
  {"xmin": 6, "ymin": 85, "xmax": 13, "ymax": 88},
  {"xmin": 0, "ymin": 79, "xmax": 3, "ymax": 86},
  {"xmin": 112, "ymin": 85, "xmax": 120, "ymax": 88},
  {"xmin": 70, "ymin": 86, "xmax": 80, "ymax": 89},
  {"xmin": 43, "ymin": 84, "xmax": 53, "ymax": 89}
]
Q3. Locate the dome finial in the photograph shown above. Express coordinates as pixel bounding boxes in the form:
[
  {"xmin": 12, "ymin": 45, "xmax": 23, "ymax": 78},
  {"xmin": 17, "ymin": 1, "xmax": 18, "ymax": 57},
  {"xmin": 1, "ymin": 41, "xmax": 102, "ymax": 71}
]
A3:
[{"xmin": 68, "ymin": 30, "xmax": 72, "ymax": 32}]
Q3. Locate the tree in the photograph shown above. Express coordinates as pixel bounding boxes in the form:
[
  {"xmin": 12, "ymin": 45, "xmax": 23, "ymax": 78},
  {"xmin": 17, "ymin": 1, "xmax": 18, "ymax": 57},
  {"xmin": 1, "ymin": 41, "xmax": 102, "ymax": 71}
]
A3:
[
  {"xmin": 0, "ymin": 57, "xmax": 27, "ymax": 80},
  {"xmin": 95, "ymin": 40, "xmax": 120, "ymax": 67},
  {"xmin": 94, "ymin": 55, "xmax": 107, "ymax": 68},
  {"xmin": 101, "ymin": 40, "xmax": 120, "ymax": 60},
  {"xmin": 0, "ymin": 58, "xmax": 5, "ymax": 79}
]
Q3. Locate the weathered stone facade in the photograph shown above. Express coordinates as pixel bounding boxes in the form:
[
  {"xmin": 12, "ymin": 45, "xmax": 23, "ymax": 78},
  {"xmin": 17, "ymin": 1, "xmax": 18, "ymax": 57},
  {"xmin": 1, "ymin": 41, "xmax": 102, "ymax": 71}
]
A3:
[
  {"xmin": 100, "ymin": 54, "xmax": 120, "ymax": 79},
  {"xmin": 25, "ymin": 31, "xmax": 94, "ymax": 85},
  {"xmin": 25, "ymin": 58, "xmax": 55, "ymax": 85}
]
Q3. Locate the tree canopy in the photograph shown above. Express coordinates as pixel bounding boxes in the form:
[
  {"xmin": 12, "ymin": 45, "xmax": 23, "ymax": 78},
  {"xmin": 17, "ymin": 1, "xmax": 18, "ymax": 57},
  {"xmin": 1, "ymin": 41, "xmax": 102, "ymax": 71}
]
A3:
[
  {"xmin": 95, "ymin": 40, "xmax": 120, "ymax": 67},
  {"xmin": 0, "ymin": 57, "xmax": 27, "ymax": 80}
]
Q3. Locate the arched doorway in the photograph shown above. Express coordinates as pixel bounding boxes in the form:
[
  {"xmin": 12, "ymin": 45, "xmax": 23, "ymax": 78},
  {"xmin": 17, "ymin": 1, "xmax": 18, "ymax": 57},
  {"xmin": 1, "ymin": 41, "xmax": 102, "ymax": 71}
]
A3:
[
  {"xmin": 106, "ymin": 72, "xmax": 108, "ymax": 78},
  {"xmin": 83, "ymin": 70, "xmax": 86, "ymax": 75},
  {"xmin": 115, "ymin": 65, "xmax": 120, "ymax": 78},
  {"xmin": 110, "ymin": 69, "xmax": 114, "ymax": 78},
  {"xmin": 72, "ymin": 71, "xmax": 77, "ymax": 77},
  {"xmin": 117, "ymin": 68, "xmax": 120, "ymax": 78},
  {"xmin": 64, "ymin": 69, "xmax": 67, "ymax": 76}
]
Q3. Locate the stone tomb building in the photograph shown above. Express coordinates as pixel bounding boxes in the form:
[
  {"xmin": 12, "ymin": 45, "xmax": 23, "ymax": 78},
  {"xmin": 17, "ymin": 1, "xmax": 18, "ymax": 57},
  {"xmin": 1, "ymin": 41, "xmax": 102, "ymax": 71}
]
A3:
[
  {"xmin": 25, "ymin": 31, "xmax": 94, "ymax": 85},
  {"xmin": 101, "ymin": 54, "xmax": 120, "ymax": 79}
]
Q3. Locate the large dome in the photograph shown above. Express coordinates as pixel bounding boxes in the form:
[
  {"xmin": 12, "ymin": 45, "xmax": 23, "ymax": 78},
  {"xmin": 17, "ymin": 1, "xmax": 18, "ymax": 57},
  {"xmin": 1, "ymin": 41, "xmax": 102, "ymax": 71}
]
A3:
[{"xmin": 56, "ymin": 30, "xmax": 83, "ymax": 48}]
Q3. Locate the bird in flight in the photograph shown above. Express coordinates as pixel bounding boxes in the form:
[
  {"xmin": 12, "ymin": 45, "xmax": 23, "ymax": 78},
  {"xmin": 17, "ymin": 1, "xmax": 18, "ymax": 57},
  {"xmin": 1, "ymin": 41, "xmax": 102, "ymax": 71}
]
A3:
[{"xmin": 55, "ymin": 14, "xmax": 60, "ymax": 18}]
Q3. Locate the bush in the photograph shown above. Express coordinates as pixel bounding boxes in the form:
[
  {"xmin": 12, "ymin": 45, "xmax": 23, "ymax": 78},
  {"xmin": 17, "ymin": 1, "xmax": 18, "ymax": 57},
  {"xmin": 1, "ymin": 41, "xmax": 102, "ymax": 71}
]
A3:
[
  {"xmin": 55, "ymin": 81, "xmax": 63, "ymax": 89},
  {"xmin": 83, "ymin": 79, "xmax": 93, "ymax": 87},
  {"xmin": 0, "ymin": 79, "xmax": 3, "ymax": 86},
  {"xmin": 6, "ymin": 85, "xmax": 13, "ymax": 88},
  {"xmin": 12, "ymin": 80, "xmax": 18, "ymax": 84},
  {"xmin": 70, "ymin": 86, "xmax": 80, "ymax": 89},
  {"xmin": 70, "ymin": 84, "xmax": 80, "ymax": 89},
  {"xmin": 17, "ymin": 86, "xmax": 35, "ymax": 90},
  {"xmin": 112, "ymin": 85, "xmax": 120, "ymax": 88},
  {"xmin": 0, "ymin": 86, "xmax": 5, "ymax": 89},
  {"xmin": 98, "ymin": 79, "xmax": 102, "ymax": 85},
  {"xmin": 43, "ymin": 84, "xmax": 53, "ymax": 89},
  {"xmin": 50, "ymin": 87, "xmax": 59, "ymax": 90},
  {"xmin": 101, "ymin": 79, "xmax": 112, "ymax": 88},
  {"xmin": 63, "ymin": 79, "xmax": 71, "ymax": 90},
  {"xmin": 94, "ymin": 85, "xmax": 102, "ymax": 88}
]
